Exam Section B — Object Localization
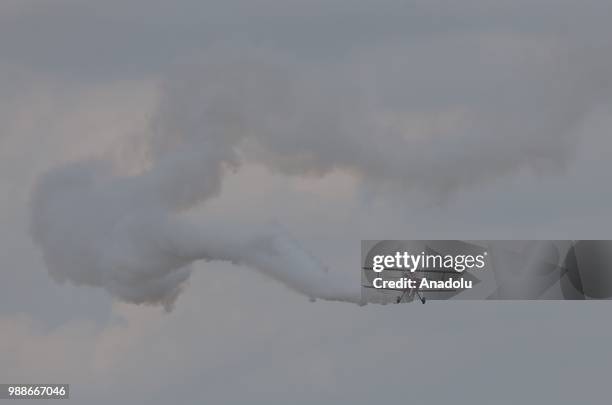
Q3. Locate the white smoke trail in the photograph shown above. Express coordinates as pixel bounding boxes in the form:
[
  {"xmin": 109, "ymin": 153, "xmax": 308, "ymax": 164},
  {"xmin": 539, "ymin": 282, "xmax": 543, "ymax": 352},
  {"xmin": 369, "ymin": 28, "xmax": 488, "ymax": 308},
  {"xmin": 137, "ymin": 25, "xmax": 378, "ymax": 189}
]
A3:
[
  {"xmin": 29, "ymin": 158, "xmax": 362, "ymax": 309},
  {"xmin": 29, "ymin": 51, "xmax": 368, "ymax": 308}
]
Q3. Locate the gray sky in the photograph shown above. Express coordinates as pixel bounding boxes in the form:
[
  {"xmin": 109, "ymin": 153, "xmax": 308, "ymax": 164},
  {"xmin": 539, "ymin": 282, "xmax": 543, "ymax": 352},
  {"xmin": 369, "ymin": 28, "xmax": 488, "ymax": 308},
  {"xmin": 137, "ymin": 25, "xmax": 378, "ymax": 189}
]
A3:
[{"xmin": 2, "ymin": 1, "xmax": 612, "ymax": 404}]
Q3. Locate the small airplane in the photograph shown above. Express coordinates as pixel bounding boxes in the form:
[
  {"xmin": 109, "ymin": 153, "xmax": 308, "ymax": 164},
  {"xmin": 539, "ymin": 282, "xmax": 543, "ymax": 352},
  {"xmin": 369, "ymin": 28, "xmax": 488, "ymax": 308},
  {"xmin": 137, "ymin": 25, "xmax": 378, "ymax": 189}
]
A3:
[
  {"xmin": 361, "ymin": 267, "xmax": 463, "ymax": 304},
  {"xmin": 361, "ymin": 277, "xmax": 427, "ymax": 304}
]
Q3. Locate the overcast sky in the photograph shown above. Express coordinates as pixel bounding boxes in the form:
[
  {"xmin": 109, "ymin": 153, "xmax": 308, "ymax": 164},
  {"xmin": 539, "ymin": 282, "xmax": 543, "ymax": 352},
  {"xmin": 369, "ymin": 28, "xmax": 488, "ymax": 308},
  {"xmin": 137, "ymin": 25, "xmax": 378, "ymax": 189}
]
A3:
[{"xmin": 2, "ymin": 1, "xmax": 612, "ymax": 404}]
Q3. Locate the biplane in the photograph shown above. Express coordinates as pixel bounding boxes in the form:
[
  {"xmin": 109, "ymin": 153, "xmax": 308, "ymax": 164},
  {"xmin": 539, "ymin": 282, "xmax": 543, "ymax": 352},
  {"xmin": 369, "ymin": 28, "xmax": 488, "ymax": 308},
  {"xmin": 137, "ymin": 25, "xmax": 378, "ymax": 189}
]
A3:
[{"xmin": 361, "ymin": 267, "xmax": 471, "ymax": 304}]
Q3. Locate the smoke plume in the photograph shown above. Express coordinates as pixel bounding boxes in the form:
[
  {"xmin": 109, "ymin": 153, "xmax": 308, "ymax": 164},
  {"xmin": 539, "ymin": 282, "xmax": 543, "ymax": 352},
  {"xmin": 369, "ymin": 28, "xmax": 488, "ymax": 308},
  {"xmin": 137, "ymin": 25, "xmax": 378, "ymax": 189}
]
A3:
[{"xmin": 30, "ymin": 47, "xmax": 611, "ymax": 308}]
